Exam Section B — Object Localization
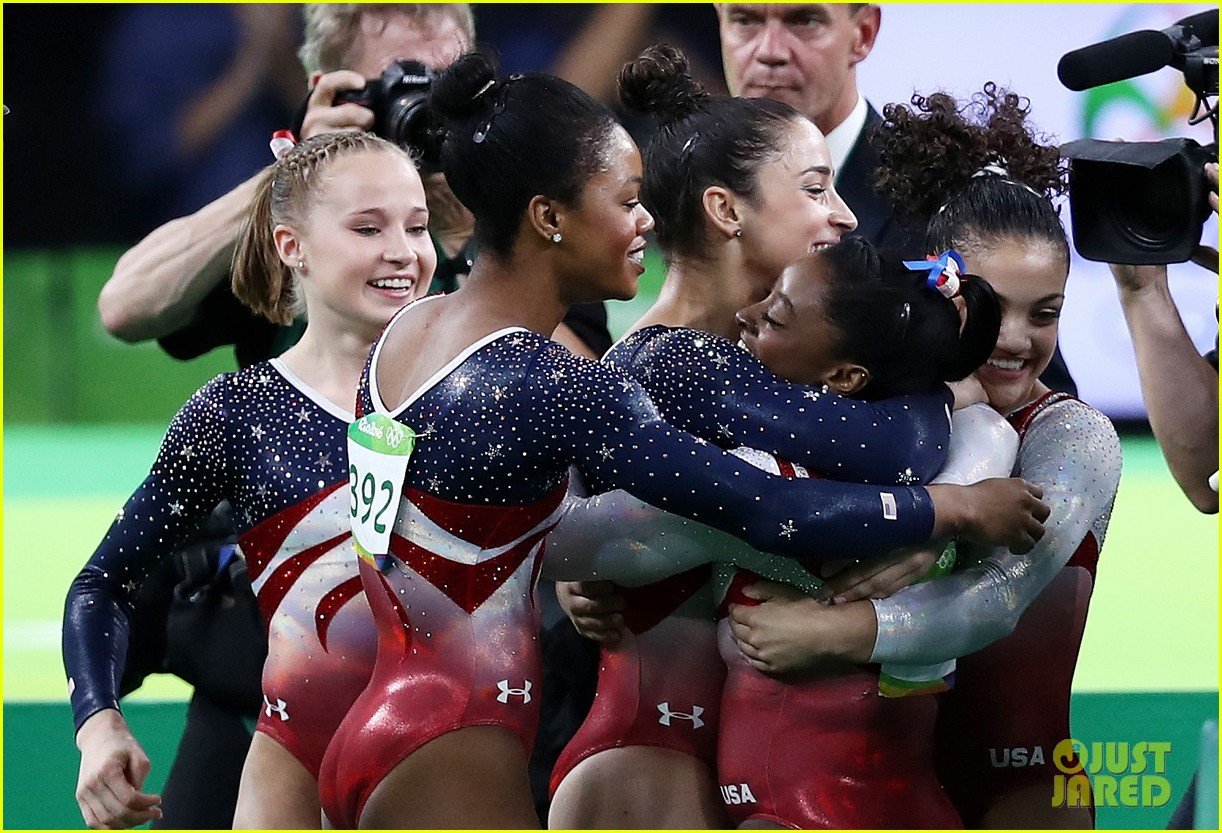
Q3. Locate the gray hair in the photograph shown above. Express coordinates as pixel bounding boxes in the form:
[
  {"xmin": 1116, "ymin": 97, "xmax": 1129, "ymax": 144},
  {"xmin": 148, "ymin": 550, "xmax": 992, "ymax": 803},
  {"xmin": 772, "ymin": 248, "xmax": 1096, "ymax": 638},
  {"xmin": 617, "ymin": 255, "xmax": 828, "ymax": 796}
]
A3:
[{"xmin": 299, "ymin": 4, "xmax": 475, "ymax": 75}]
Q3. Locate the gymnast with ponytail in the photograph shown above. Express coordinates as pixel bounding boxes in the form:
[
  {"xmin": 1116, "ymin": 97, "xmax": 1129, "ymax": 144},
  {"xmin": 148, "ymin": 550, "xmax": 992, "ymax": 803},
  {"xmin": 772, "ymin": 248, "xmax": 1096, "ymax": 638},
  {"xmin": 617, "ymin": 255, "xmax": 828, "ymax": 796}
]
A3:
[
  {"xmin": 315, "ymin": 51, "xmax": 1048, "ymax": 829},
  {"xmin": 545, "ymin": 47, "xmax": 1037, "ymax": 830},
  {"xmin": 729, "ymin": 84, "xmax": 1123, "ymax": 829}
]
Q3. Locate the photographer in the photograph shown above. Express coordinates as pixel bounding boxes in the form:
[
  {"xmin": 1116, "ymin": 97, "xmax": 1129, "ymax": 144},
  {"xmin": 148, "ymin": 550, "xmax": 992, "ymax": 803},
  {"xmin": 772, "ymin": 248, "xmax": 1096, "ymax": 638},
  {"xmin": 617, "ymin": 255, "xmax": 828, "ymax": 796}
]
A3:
[
  {"xmin": 98, "ymin": 4, "xmax": 606, "ymax": 364},
  {"xmin": 1108, "ymin": 160, "xmax": 1218, "ymax": 514}
]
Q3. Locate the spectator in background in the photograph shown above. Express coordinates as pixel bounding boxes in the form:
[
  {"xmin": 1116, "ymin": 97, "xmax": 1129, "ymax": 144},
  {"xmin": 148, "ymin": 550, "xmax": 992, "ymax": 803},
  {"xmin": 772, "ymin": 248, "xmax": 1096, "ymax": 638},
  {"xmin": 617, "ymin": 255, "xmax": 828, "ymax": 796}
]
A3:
[
  {"xmin": 713, "ymin": 1, "xmax": 1077, "ymax": 393},
  {"xmin": 96, "ymin": 5, "xmax": 303, "ymax": 229},
  {"xmin": 96, "ymin": 4, "xmax": 476, "ymax": 365}
]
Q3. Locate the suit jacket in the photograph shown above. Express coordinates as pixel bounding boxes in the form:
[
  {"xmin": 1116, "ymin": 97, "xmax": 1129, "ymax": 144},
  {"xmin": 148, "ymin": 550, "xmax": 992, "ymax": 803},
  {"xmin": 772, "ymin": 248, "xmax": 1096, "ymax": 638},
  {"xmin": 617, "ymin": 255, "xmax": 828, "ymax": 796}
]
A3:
[
  {"xmin": 837, "ymin": 105, "xmax": 918, "ymax": 258},
  {"xmin": 836, "ymin": 103, "xmax": 1077, "ymax": 396}
]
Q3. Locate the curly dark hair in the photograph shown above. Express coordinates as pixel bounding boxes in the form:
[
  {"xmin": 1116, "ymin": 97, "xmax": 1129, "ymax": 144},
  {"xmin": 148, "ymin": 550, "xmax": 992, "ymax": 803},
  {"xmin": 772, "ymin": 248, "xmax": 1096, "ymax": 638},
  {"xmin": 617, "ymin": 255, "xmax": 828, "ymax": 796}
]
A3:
[{"xmin": 872, "ymin": 82, "xmax": 1070, "ymax": 261}]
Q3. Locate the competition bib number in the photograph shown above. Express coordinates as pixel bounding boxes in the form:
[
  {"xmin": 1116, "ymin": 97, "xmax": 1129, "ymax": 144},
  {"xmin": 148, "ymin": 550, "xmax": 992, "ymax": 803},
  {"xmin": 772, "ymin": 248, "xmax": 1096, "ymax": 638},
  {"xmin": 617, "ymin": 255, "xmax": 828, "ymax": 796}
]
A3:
[{"xmin": 346, "ymin": 414, "xmax": 416, "ymax": 559}]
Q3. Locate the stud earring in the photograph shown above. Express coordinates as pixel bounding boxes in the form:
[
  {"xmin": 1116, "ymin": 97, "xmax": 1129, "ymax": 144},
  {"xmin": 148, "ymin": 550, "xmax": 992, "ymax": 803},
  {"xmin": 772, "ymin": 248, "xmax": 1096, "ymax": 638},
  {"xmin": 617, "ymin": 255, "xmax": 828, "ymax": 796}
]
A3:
[
  {"xmin": 551, "ymin": 232, "xmax": 562, "ymax": 244},
  {"xmin": 297, "ymin": 259, "xmax": 305, "ymax": 269},
  {"xmin": 733, "ymin": 228, "xmax": 743, "ymax": 238}
]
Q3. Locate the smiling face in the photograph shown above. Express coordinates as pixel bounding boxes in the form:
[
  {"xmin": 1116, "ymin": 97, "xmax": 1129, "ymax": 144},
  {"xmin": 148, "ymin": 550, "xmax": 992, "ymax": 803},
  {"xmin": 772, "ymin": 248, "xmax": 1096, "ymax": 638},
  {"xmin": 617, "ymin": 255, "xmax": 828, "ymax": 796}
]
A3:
[
  {"xmin": 555, "ymin": 126, "xmax": 655, "ymax": 303},
  {"xmin": 717, "ymin": 4, "xmax": 877, "ymax": 134},
  {"xmin": 736, "ymin": 253, "xmax": 865, "ymax": 391},
  {"xmin": 963, "ymin": 236, "xmax": 1068, "ymax": 414},
  {"xmin": 735, "ymin": 117, "xmax": 857, "ymax": 295},
  {"xmin": 276, "ymin": 150, "xmax": 436, "ymax": 337}
]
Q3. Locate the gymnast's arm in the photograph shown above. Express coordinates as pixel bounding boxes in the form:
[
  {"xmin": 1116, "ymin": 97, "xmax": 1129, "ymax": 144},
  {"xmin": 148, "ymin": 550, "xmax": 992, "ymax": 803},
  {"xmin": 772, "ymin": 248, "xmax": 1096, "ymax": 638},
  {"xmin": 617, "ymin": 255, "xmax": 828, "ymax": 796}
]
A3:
[
  {"xmin": 536, "ymin": 347, "xmax": 1043, "ymax": 563},
  {"xmin": 63, "ymin": 380, "xmax": 231, "ymax": 732},
  {"xmin": 607, "ymin": 326, "xmax": 953, "ymax": 484},
  {"xmin": 868, "ymin": 399, "xmax": 1122, "ymax": 665}
]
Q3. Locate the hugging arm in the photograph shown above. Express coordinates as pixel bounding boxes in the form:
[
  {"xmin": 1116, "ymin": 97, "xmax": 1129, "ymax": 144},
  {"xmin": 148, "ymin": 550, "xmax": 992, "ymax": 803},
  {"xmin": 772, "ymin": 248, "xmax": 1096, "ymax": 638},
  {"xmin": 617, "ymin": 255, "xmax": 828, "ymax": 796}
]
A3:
[
  {"xmin": 607, "ymin": 327, "xmax": 953, "ymax": 484},
  {"xmin": 870, "ymin": 400, "xmax": 1121, "ymax": 664}
]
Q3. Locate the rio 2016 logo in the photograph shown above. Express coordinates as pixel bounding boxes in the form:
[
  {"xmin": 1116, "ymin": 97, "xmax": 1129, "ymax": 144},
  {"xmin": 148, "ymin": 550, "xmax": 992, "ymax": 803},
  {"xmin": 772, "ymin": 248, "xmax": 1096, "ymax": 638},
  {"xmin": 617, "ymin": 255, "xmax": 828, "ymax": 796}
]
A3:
[{"xmin": 1052, "ymin": 739, "xmax": 1172, "ymax": 809}]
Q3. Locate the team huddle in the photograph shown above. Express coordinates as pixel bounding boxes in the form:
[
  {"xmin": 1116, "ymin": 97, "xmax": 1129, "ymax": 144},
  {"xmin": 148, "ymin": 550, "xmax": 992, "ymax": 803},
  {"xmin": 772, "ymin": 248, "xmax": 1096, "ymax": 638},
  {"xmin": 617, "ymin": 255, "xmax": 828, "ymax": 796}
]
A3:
[{"xmin": 65, "ymin": 6, "xmax": 1125, "ymax": 831}]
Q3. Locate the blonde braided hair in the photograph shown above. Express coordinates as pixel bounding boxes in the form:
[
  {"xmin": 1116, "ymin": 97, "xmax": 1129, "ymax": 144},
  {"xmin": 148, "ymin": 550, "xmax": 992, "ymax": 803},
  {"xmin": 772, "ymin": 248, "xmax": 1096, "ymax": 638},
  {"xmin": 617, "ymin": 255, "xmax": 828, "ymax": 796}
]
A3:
[{"xmin": 232, "ymin": 131, "xmax": 409, "ymax": 325}]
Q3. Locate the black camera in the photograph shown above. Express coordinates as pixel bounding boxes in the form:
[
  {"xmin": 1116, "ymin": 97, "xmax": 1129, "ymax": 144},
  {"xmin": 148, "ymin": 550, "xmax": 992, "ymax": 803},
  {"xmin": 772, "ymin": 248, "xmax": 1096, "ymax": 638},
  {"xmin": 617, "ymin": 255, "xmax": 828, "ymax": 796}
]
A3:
[
  {"xmin": 1058, "ymin": 10, "xmax": 1218, "ymax": 264},
  {"xmin": 334, "ymin": 59, "xmax": 446, "ymax": 172}
]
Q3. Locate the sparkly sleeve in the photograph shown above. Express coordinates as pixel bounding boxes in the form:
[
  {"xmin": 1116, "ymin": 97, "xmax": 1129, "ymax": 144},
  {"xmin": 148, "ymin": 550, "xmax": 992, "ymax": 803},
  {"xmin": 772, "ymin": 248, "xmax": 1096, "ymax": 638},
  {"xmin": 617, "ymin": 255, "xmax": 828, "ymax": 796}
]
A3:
[
  {"xmin": 607, "ymin": 326, "xmax": 953, "ymax": 484},
  {"xmin": 535, "ymin": 346, "xmax": 937, "ymax": 562},
  {"xmin": 63, "ymin": 377, "xmax": 232, "ymax": 733},
  {"xmin": 870, "ymin": 399, "xmax": 1122, "ymax": 664}
]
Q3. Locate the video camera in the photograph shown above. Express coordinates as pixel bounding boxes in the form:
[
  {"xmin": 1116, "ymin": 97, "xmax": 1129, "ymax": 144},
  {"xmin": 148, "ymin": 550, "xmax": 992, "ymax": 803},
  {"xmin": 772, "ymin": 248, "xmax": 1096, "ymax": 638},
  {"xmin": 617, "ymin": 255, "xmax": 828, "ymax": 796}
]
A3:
[{"xmin": 1058, "ymin": 9, "xmax": 1218, "ymax": 264}]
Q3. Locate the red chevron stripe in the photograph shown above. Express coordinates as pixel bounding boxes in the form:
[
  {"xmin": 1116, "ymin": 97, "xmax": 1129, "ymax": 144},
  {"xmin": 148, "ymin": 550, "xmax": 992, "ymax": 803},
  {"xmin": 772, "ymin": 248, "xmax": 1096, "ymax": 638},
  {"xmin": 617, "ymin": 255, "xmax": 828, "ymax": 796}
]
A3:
[
  {"xmin": 358, "ymin": 557, "xmax": 413, "ymax": 660},
  {"xmin": 240, "ymin": 481, "xmax": 347, "ymax": 583},
  {"xmin": 402, "ymin": 480, "xmax": 567, "ymax": 549},
  {"xmin": 255, "ymin": 532, "xmax": 351, "ymax": 626},
  {"xmin": 315, "ymin": 575, "xmax": 365, "ymax": 652},
  {"xmin": 389, "ymin": 523, "xmax": 556, "ymax": 614}
]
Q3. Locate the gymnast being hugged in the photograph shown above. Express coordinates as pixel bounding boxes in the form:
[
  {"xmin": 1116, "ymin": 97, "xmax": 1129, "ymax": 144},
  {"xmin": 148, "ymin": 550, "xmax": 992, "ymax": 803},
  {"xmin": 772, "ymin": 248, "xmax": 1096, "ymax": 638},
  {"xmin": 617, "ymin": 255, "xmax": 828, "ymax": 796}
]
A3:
[
  {"xmin": 64, "ymin": 131, "xmax": 436, "ymax": 829},
  {"xmin": 546, "ymin": 45, "xmax": 1018, "ymax": 829},
  {"xmin": 729, "ymin": 84, "xmax": 1123, "ymax": 830},
  {"xmin": 315, "ymin": 52, "xmax": 1047, "ymax": 829}
]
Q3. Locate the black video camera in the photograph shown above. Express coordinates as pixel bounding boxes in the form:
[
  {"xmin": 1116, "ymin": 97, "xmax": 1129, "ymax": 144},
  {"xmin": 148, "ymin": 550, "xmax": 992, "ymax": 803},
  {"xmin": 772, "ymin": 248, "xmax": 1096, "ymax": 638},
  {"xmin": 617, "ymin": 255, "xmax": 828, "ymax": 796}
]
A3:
[
  {"xmin": 297, "ymin": 59, "xmax": 446, "ymax": 172},
  {"xmin": 1058, "ymin": 9, "xmax": 1218, "ymax": 264}
]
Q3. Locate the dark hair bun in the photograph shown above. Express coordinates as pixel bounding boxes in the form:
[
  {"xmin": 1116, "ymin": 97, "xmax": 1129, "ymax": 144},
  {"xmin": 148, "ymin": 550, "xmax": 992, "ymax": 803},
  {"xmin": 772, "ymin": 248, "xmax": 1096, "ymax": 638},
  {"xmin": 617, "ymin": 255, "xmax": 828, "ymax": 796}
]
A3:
[
  {"xmin": 618, "ymin": 44, "xmax": 709, "ymax": 123},
  {"xmin": 429, "ymin": 51, "xmax": 499, "ymax": 124}
]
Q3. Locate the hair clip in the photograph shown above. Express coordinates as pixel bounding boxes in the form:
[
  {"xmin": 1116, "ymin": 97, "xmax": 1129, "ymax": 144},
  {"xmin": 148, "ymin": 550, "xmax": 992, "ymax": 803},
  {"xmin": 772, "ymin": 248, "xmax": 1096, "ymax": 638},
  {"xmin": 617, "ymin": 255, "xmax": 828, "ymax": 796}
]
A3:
[
  {"xmin": 972, "ymin": 160, "xmax": 1011, "ymax": 179},
  {"xmin": 269, "ymin": 129, "xmax": 297, "ymax": 161},
  {"xmin": 473, "ymin": 74, "xmax": 523, "ymax": 144},
  {"xmin": 471, "ymin": 79, "xmax": 496, "ymax": 101},
  {"xmin": 897, "ymin": 302, "xmax": 912, "ymax": 341},
  {"xmin": 903, "ymin": 249, "xmax": 965, "ymax": 299}
]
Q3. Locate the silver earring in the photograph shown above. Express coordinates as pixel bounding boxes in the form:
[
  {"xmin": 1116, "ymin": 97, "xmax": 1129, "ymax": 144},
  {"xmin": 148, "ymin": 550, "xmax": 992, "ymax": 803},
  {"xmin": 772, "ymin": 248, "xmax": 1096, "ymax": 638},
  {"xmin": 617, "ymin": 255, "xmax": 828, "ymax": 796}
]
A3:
[
  {"xmin": 551, "ymin": 232, "xmax": 562, "ymax": 244},
  {"xmin": 297, "ymin": 259, "xmax": 305, "ymax": 269},
  {"xmin": 733, "ymin": 228, "xmax": 743, "ymax": 238}
]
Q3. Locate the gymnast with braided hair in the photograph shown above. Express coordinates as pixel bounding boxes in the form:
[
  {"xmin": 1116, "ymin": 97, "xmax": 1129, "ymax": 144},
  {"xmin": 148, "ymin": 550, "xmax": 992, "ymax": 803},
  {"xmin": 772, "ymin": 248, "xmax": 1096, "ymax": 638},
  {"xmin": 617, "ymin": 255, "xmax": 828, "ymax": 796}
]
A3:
[
  {"xmin": 316, "ymin": 53, "xmax": 1047, "ymax": 829},
  {"xmin": 64, "ymin": 131, "xmax": 437, "ymax": 829},
  {"xmin": 728, "ymin": 84, "xmax": 1123, "ymax": 829}
]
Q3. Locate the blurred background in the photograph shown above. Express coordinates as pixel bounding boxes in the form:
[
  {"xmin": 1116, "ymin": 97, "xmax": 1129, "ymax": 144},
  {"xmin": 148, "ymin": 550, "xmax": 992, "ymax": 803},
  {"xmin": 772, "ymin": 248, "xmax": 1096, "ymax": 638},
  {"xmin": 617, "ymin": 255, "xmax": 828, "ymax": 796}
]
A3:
[{"xmin": 3, "ymin": 3, "xmax": 1217, "ymax": 828}]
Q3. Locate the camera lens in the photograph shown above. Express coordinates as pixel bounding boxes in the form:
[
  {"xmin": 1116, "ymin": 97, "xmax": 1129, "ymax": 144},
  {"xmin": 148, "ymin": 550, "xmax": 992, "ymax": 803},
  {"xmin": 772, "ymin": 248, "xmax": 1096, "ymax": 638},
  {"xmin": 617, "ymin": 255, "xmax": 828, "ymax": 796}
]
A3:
[
  {"xmin": 385, "ymin": 94, "xmax": 428, "ymax": 148},
  {"xmin": 1115, "ymin": 163, "xmax": 1190, "ymax": 246}
]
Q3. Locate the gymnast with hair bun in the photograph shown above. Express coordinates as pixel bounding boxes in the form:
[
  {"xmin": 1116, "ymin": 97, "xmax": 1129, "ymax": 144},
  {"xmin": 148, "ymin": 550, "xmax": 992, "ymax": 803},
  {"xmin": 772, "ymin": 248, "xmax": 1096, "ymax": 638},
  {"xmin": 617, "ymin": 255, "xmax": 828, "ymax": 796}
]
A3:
[
  {"xmin": 316, "ymin": 52, "xmax": 1048, "ymax": 829},
  {"xmin": 728, "ymin": 84, "xmax": 1123, "ymax": 829}
]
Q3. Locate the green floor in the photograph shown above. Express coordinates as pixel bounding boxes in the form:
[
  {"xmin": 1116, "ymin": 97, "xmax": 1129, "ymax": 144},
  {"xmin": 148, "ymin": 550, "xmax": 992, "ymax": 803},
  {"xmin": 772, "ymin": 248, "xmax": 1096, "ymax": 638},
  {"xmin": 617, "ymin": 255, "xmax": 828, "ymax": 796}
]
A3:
[{"xmin": 4, "ymin": 426, "xmax": 1218, "ymax": 828}]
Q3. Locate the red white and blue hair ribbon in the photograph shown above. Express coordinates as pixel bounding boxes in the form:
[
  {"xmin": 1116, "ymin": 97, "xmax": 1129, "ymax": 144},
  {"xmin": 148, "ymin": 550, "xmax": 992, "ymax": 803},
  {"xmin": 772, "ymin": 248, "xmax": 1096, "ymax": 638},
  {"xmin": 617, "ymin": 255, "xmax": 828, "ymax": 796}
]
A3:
[{"xmin": 903, "ymin": 249, "xmax": 966, "ymax": 299}]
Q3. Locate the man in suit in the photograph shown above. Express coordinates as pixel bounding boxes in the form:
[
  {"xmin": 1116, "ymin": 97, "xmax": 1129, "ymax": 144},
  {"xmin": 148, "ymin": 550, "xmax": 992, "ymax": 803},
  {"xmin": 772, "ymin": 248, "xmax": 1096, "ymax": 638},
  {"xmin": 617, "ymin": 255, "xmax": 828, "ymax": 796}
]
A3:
[{"xmin": 715, "ymin": 2, "xmax": 1076, "ymax": 392}]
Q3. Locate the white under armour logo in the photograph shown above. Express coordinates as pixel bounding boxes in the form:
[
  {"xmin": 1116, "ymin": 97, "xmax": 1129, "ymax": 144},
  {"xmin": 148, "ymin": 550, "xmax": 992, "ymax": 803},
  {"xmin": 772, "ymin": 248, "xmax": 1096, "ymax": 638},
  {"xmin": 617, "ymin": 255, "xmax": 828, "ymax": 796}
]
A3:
[
  {"xmin": 263, "ymin": 695, "xmax": 290, "ymax": 721},
  {"xmin": 657, "ymin": 702, "xmax": 705, "ymax": 729},
  {"xmin": 496, "ymin": 679, "xmax": 532, "ymax": 704}
]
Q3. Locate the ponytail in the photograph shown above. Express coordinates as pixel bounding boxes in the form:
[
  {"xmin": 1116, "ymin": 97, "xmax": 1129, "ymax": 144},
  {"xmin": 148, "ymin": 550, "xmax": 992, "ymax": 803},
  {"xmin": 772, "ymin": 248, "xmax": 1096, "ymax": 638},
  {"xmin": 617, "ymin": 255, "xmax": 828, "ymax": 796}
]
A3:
[
  {"xmin": 816, "ymin": 238, "xmax": 1001, "ymax": 400},
  {"xmin": 232, "ymin": 169, "xmax": 298, "ymax": 325},
  {"xmin": 942, "ymin": 276, "xmax": 1001, "ymax": 382}
]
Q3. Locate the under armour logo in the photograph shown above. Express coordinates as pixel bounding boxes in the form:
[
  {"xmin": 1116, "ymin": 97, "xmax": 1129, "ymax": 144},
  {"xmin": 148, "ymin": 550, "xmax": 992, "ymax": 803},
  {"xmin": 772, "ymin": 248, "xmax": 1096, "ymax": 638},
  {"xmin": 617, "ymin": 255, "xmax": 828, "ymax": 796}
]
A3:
[
  {"xmin": 263, "ymin": 695, "xmax": 290, "ymax": 721},
  {"xmin": 657, "ymin": 702, "xmax": 705, "ymax": 729},
  {"xmin": 496, "ymin": 679, "xmax": 532, "ymax": 704}
]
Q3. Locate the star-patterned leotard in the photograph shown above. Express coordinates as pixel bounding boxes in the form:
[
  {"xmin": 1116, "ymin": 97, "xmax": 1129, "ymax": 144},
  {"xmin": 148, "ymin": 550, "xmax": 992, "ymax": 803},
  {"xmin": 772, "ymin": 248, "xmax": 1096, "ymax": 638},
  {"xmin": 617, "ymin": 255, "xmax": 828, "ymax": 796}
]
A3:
[
  {"xmin": 64, "ymin": 360, "xmax": 376, "ymax": 778},
  {"xmin": 548, "ymin": 326, "xmax": 954, "ymax": 796},
  {"xmin": 316, "ymin": 303, "xmax": 946, "ymax": 827}
]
